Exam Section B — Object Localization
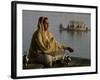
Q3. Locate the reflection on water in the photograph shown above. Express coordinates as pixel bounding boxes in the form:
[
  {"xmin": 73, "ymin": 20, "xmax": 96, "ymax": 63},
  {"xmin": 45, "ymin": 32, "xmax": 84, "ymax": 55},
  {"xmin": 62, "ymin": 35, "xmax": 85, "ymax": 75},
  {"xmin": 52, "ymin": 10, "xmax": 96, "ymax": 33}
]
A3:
[
  {"xmin": 66, "ymin": 31, "xmax": 88, "ymax": 37},
  {"xmin": 59, "ymin": 30, "xmax": 88, "ymax": 37},
  {"xmin": 58, "ymin": 30, "xmax": 90, "ymax": 59}
]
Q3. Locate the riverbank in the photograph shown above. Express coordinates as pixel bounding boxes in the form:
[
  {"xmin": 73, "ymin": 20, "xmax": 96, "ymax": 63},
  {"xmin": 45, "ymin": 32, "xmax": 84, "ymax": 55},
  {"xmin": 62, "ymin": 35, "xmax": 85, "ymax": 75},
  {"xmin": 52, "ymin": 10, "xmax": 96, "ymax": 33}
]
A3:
[{"xmin": 23, "ymin": 57, "xmax": 90, "ymax": 69}]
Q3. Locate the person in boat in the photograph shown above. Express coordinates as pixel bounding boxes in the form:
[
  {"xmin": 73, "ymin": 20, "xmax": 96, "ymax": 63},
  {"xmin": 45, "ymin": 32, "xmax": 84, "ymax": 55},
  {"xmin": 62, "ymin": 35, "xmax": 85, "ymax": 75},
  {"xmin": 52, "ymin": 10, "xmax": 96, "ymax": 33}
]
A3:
[{"xmin": 28, "ymin": 16, "xmax": 73, "ymax": 67}]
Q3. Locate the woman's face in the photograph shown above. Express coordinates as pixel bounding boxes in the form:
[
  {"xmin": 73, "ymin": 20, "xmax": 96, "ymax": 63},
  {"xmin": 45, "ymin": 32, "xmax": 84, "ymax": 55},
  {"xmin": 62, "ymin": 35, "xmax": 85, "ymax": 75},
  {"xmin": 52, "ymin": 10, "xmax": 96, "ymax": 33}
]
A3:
[{"xmin": 44, "ymin": 19, "xmax": 48, "ymax": 31}]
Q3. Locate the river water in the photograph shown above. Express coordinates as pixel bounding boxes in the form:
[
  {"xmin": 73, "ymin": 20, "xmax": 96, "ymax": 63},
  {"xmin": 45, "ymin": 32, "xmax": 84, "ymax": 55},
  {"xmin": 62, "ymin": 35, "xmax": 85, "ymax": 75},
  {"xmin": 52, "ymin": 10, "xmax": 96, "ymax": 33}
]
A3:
[{"xmin": 51, "ymin": 29, "xmax": 90, "ymax": 59}]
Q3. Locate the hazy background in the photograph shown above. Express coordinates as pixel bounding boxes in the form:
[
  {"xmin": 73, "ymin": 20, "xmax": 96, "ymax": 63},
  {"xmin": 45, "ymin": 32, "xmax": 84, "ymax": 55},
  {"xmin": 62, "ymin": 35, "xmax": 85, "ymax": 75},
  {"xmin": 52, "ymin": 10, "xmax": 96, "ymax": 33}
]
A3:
[{"xmin": 23, "ymin": 10, "xmax": 90, "ymax": 59}]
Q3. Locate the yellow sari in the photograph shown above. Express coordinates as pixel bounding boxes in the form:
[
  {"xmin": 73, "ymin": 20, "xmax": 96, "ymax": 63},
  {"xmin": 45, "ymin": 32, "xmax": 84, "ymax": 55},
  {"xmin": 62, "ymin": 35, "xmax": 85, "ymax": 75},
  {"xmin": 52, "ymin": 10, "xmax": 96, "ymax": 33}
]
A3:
[
  {"xmin": 28, "ymin": 22, "xmax": 65, "ymax": 60},
  {"xmin": 28, "ymin": 21, "xmax": 70, "ymax": 67}
]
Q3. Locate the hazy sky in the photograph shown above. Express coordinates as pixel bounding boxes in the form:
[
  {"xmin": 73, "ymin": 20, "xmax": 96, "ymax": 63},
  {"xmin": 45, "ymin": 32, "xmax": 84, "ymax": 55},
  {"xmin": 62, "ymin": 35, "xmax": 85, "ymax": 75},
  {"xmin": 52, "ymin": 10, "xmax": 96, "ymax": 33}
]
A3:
[{"xmin": 23, "ymin": 10, "xmax": 90, "ymax": 55}]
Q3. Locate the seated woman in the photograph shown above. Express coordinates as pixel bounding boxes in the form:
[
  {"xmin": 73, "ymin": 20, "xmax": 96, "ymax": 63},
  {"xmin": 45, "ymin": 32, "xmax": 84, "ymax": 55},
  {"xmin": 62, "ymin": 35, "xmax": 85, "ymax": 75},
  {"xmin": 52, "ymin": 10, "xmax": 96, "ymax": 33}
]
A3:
[{"xmin": 28, "ymin": 16, "xmax": 73, "ymax": 67}]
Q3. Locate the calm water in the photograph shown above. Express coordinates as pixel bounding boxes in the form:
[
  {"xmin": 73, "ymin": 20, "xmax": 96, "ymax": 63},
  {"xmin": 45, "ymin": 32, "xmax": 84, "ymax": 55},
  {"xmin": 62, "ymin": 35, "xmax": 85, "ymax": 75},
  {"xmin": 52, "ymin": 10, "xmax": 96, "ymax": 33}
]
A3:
[{"xmin": 50, "ymin": 28, "xmax": 90, "ymax": 59}]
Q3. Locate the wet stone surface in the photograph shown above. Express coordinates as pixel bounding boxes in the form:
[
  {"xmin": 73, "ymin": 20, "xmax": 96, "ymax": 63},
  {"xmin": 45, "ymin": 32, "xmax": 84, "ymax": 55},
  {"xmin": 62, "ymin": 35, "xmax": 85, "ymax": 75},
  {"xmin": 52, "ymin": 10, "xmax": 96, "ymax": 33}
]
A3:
[{"xmin": 23, "ymin": 57, "xmax": 90, "ymax": 69}]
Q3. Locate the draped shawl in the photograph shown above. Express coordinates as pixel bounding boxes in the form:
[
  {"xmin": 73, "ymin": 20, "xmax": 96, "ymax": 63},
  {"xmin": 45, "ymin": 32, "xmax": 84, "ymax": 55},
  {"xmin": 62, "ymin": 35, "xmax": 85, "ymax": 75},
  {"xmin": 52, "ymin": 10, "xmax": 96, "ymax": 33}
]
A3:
[{"xmin": 28, "ymin": 22, "xmax": 65, "ymax": 58}]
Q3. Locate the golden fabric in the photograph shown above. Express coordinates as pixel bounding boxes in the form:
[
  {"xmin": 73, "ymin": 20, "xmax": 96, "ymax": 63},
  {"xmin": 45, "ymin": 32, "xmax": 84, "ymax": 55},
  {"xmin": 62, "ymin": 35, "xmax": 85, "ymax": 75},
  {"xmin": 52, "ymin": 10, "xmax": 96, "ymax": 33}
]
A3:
[{"xmin": 29, "ymin": 22, "xmax": 65, "ymax": 58}]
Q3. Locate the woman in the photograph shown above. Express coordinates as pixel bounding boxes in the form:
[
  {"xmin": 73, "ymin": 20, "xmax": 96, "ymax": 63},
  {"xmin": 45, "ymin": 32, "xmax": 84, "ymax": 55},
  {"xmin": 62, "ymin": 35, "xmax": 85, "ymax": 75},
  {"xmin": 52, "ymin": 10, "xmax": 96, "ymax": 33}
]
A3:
[{"xmin": 28, "ymin": 16, "xmax": 73, "ymax": 67}]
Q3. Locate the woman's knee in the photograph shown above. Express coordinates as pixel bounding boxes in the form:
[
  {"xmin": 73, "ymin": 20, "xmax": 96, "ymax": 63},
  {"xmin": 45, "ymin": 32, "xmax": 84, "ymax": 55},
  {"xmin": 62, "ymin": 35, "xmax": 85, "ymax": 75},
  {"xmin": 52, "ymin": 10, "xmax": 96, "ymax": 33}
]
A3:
[{"xmin": 44, "ymin": 54, "xmax": 53, "ymax": 67}]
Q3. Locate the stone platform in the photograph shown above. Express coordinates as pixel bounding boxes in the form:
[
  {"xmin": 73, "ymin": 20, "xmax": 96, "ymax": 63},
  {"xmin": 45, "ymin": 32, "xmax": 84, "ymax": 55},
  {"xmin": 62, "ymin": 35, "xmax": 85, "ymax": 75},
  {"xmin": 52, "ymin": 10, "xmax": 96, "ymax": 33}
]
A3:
[{"xmin": 23, "ymin": 57, "xmax": 90, "ymax": 69}]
